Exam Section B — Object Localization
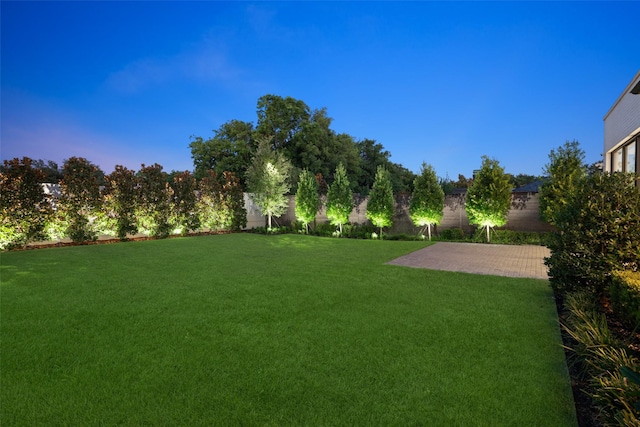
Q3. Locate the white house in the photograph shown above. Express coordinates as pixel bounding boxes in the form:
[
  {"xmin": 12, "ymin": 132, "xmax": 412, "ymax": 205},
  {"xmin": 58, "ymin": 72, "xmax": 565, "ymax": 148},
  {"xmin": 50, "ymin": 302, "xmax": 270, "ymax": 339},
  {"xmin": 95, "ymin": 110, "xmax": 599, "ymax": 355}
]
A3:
[{"xmin": 603, "ymin": 71, "xmax": 640, "ymax": 178}]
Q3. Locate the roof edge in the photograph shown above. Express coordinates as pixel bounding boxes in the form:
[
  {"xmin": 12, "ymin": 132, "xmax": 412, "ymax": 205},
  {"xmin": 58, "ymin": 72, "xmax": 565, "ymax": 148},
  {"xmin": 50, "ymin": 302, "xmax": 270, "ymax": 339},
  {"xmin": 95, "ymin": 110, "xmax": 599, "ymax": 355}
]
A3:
[{"xmin": 603, "ymin": 70, "xmax": 640, "ymax": 121}]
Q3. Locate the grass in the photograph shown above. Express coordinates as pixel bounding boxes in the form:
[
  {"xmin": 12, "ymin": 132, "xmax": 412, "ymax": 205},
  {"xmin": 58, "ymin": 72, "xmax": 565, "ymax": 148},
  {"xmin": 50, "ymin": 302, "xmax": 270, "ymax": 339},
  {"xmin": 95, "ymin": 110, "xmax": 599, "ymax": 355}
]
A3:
[{"xmin": 1, "ymin": 233, "xmax": 576, "ymax": 426}]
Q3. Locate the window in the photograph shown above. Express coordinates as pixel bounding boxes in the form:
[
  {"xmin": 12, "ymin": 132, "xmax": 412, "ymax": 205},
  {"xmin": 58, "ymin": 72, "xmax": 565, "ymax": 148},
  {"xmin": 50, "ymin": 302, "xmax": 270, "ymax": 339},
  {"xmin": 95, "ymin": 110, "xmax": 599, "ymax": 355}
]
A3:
[
  {"xmin": 627, "ymin": 141, "xmax": 636, "ymax": 173},
  {"xmin": 614, "ymin": 148, "xmax": 624, "ymax": 172}
]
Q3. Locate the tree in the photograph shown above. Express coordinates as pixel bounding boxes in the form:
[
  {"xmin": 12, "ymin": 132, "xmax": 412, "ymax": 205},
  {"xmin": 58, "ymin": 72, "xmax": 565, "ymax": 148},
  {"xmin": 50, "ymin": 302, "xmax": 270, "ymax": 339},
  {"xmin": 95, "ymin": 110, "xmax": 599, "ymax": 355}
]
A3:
[
  {"xmin": 326, "ymin": 163, "xmax": 353, "ymax": 235},
  {"xmin": 465, "ymin": 156, "xmax": 512, "ymax": 242},
  {"xmin": 189, "ymin": 119, "xmax": 255, "ymax": 182},
  {"xmin": 59, "ymin": 157, "xmax": 103, "ymax": 242},
  {"xmin": 295, "ymin": 168, "xmax": 320, "ymax": 233},
  {"xmin": 246, "ymin": 136, "xmax": 292, "ymax": 229},
  {"xmin": 197, "ymin": 170, "xmax": 227, "ymax": 231},
  {"xmin": 366, "ymin": 165, "xmax": 395, "ymax": 236},
  {"xmin": 539, "ymin": 140, "xmax": 586, "ymax": 225},
  {"xmin": 103, "ymin": 165, "xmax": 138, "ymax": 240},
  {"xmin": 410, "ymin": 163, "xmax": 444, "ymax": 240},
  {"xmin": 136, "ymin": 163, "xmax": 173, "ymax": 238},
  {"xmin": 170, "ymin": 171, "xmax": 199, "ymax": 235},
  {"xmin": 0, "ymin": 157, "xmax": 51, "ymax": 249},
  {"xmin": 255, "ymin": 94, "xmax": 311, "ymax": 153}
]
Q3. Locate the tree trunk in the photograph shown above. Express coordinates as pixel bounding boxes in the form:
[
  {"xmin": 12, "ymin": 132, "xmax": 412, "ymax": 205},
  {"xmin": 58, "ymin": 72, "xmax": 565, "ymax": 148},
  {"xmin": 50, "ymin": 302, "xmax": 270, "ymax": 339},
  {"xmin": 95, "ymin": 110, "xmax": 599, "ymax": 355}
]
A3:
[
  {"xmin": 427, "ymin": 223, "xmax": 432, "ymax": 241},
  {"xmin": 486, "ymin": 225, "xmax": 490, "ymax": 243}
]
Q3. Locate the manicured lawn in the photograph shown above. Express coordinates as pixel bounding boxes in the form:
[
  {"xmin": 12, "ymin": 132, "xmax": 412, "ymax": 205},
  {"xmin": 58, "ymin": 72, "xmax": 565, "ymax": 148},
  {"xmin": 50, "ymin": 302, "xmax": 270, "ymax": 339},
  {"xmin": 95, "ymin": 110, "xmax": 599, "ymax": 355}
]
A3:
[{"xmin": 1, "ymin": 234, "xmax": 576, "ymax": 426}]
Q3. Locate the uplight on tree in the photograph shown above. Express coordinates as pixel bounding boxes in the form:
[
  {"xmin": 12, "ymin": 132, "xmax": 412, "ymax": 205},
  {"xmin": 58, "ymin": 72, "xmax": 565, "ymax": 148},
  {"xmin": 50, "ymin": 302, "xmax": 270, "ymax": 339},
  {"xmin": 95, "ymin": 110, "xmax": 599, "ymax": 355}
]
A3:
[
  {"xmin": 465, "ymin": 156, "xmax": 512, "ymax": 242},
  {"xmin": 366, "ymin": 165, "xmax": 395, "ymax": 236},
  {"xmin": 246, "ymin": 136, "xmax": 292, "ymax": 229},
  {"xmin": 409, "ymin": 163, "xmax": 444, "ymax": 240},
  {"xmin": 295, "ymin": 168, "xmax": 320, "ymax": 233},
  {"xmin": 326, "ymin": 163, "xmax": 352, "ymax": 235}
]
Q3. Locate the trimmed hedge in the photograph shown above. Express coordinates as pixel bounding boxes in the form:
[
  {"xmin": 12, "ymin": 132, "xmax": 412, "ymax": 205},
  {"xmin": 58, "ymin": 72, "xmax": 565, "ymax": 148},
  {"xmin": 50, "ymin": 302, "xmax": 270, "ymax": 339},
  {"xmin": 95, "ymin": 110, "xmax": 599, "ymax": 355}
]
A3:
[{"xmin": 610, "ymin": 270, "xmax": 640, "ymax": 329}]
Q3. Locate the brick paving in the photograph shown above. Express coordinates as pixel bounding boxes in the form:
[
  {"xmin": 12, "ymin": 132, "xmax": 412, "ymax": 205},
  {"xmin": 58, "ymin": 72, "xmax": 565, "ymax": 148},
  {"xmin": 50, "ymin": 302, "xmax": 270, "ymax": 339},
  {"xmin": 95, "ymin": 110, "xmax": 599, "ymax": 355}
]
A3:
[{"xmin": 387, "ymin": 242, "xmax": 550, "ymax": 280}]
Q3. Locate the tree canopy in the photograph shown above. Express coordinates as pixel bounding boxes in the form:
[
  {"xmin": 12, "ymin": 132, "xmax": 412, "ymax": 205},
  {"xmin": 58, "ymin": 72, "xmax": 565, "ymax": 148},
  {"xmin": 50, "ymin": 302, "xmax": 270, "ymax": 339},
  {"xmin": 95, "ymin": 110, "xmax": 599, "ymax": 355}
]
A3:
[
  {"xmin": 409, "ymin": 163, "xmax": 444, "ymax": 240},
  {"xmin": 366, "ymin": 165, "xmax": 395, "ymax": 235}
]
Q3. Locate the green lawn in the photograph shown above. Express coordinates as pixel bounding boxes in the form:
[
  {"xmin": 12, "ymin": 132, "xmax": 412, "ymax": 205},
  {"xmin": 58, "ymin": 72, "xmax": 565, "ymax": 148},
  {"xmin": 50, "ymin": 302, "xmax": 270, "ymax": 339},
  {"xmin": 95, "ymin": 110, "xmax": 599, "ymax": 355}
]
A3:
[{"xmin": 1, "ymin": 234, "xmax": 576, "ymax": 426}]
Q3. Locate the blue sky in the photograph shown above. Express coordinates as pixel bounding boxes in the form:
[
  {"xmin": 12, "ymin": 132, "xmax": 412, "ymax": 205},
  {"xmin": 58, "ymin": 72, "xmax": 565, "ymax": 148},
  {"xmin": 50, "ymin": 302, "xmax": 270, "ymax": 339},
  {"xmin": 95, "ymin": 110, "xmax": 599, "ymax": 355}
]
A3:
[{"xmin": 2, "ymin": 1, "xmax": 638, "ymax": 180}]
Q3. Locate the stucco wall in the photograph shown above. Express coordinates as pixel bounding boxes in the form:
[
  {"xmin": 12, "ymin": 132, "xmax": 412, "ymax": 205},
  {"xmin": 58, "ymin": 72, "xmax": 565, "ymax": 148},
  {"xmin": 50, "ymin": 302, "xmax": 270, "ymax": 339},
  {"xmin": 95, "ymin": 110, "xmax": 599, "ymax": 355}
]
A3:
[{"xmin": 604, "ymin": 72, "xmax": 640, "ymax": 171}]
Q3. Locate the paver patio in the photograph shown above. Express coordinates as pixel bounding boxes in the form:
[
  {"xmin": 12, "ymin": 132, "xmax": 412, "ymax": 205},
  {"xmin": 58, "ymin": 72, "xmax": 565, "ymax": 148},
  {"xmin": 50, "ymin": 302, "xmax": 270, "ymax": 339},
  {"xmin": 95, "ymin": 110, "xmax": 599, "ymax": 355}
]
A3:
[{"xmin": 387, "ymin": 242, "xmax": 550, "ymax": 279}]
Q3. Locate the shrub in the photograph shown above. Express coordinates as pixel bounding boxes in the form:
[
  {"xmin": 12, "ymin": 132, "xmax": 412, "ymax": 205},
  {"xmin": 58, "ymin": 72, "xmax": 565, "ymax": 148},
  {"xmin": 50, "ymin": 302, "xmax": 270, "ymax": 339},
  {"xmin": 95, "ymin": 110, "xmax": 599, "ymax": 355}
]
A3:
[
  {"xmin": 439, "ymin": 228, "xmax": 466, "ymax": 241},
  {"xmin": 609, "ymin": 270, "xmax": 640, "ymax": 329},
  {"xmin": 562, "ymin": 292, "xmax": 640, "ymax": 425},
  {"xmin": 170, "ymin": 171, "xmax": 199, "ymax": 235},
  {"xmin": 103, "ymin": 165, "xmax": 138, "ymax": 240},
  {"xmin": 545, "ymin": 172, "xmax": 640, "ymax": 296},
  {"xmin": 136, "ymin": 164, "xmax": 173, "ymax": 238}
]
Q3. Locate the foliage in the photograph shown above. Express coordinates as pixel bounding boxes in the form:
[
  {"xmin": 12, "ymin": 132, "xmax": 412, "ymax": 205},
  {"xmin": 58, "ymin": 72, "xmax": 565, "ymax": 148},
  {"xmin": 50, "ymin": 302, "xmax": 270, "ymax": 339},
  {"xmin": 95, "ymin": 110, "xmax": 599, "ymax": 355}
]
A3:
[
  {"xmin": 170, "ymin": 171, "xmax": 199, "ymax": 235},
  {"xmin": 545, "ymin": 172, "xmax": 640, "ymax": 296},
  {"xmin": 366, "ymin": 165, "xmax": 395, "ymax": 235},
  {"xmin": 222, "ymin": 171, "xmax": 247, "ymax": 231},
  {"xmin": 410, "ymin": 163, "xmax": 444, "ymax": 240},
  {"xmin": 295, "ymin": 169, "xmax": 320, "ymax": 232},
  {"xmin": 539, "ymin": 140, "xmax": 586, "ymax": 225},
  {"xmin": 0, "ymin": 157, "xmax": 52, "ymax": 249},
  {"xmin": 189, "ymin": 119, "xmax": 255, "ymax": 184},
  {"xmin": 136, "ymin": 163, "xmax": 173, "ymax": 238},
  {"xmin": 562, "ymin": 292, "xmax": 640, "ymax": 425},
  {"xmin": 439, "ymin": 227, "xmax": 466, "ymax": 241},
  {"xmin": 58, "ymin": 157, "xmax": 103, "ymax": 243},
  {"xmin": 197, "ymin": 170, "xmax": 228, "ymax": 231},
  {"xmin": 609, "ymin": 270, "xmax": 640, "ymax": 329},
  {"xmin": 103, "ymin": 165, "xmax": 138, "ymax": 240},
  {"xmin": 326, "ymin": 163, "xmax": 353, "ymax": 234},
  {"xmin": 465, "ymin": 156, "xmax": 512, "ymax": 242},
  {"xmin": 246, "ymin": 137, "xmax": 292, "ymax": 229}
]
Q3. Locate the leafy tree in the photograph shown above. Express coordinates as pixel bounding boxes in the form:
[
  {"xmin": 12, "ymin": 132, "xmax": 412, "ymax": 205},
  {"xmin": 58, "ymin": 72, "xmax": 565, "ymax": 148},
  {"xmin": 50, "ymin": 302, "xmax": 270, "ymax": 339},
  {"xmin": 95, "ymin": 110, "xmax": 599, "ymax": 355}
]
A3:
[
  {"xmin": 190, "ymin": 119, "xmax": 255, "ymax": 182},
  {"xmin": 465, "ymin": 156, "xmax": 512, "ymax": 242},
  {"xmin": 222, "ymin": 171, "xmax": 247, "ymax": 231},
  {"xmin": 326, "ymin": 163, "xmax": 353, "ymax": 235},
  {"xmin": 103, "ymin": 165, "xmax": 138, "ymax": 240},
  {"xmin": 255, "ymin": 94, "xmax": 311, "ymax": 153},
  {"xmin": 295, "ymin": 169, "xmax": 320, "ymax": 233},
  {"xmin": 545, "ymin": 172, "xmax": 640, "ymax": 296},
  {"xmin": 0, "ymin": 157, "xmax": 51, "ymax": 249},
  {"xmin": 355, "ymin": 139, "xmax": 391, "ymax": 195},
  {"xmin": 170, "ymin": 171, "xmax": 199, "ymax": 235},
  {"xmin": 59, "ymin": 157, "xmax": 103, "ymax": 242},
  {"xmin": 31, "ymin": 159, "xmax": 63, "ymax": 183},
  {"xmin": 539, "ymin": 140, "xmax": 586, "ymax": 225},
  {"xmin": 410, "ymin": 163, "xmax": 444, "ymax": 240},
  {"xmin": 246, "ymin": 136, "xmax": 292, "ymax": 229},
  {"xmin": 366, "ymin": 165, "xmax": 395, "ymax": 236},
  {"xmin": 136, "ymin": 163, "xmax": 173, "ymax": 238}
]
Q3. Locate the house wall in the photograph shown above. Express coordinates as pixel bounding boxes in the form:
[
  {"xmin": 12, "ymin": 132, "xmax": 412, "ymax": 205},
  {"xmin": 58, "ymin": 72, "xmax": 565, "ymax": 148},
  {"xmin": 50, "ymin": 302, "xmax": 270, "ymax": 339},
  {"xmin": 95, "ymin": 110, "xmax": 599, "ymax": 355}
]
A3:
[{"xmin": 604, "ymin": 71, "xmax": 640, "ymax": 173}]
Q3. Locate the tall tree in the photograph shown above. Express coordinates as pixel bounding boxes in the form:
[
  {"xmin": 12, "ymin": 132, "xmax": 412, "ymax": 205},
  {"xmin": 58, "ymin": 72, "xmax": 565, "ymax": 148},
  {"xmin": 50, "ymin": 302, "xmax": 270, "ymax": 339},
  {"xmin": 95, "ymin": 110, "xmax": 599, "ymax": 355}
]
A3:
[
  {"xmin": 465, "ymin": 156, "xmax": 512, "ymax": 242},
  {"xmin": 246, "ymin": 136, "xmax": 292, "ymax": 229},
  {"xmin": 326, "ymin": 163, "xmax": 353, "ymax": 235},
  {"xmin": 222, "ymin": 171, "xmax": 247, "ymax": 231},
  {"xmin": 410, "ymin": 163, "xmax": 444, "ymax": 240},
  {"xmin": 255, "ymin": 94, "xmax": 311, "ymax": 153},
  {"xmin": 0, "ymin": 157, "xmax": 51, "ymax": 249},
  {"xmin": 197, "ymin": 170, "xmax": 227, "ymax": 231},
  {"xmin": 59, "ymin": 157, "xmax": 103, "ymax": 242},
  {"xmin": 295, "ymin": 168, "xmax": 320, "ymax": 233},
  {"xmin": 190, "ymin": 119, "xmax": 255, "ymax": 182},
  {"xmin": 366, "ymin": 165, "xmax": 395, "ymax": 236},
  {"xmin": 103, "ymin": 165, "xmax": 138, "ymax": 240},
  {"xmin": 539, "ymin": 140, "xmax": 586, "ymax": 225}
]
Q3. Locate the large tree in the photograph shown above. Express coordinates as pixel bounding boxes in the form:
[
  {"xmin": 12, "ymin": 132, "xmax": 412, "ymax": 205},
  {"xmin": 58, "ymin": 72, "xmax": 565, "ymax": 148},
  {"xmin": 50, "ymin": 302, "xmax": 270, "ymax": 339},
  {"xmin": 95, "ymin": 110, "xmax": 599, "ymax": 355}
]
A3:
[
  {"xmin": 295, "ymin": 168, "xmax": 320, "ymax": 233},
  {"xmin": 366, "ymin": 165, "xmax": 395, "ymax": 236},
  {"xmin": 465, "ymin": 156, "xmax": 512, "ymax": 242},
  {"xmin": 246, "ymin": 136, "xmax": 292, "ymax": 229},
  {"xmin": 190, "ymin": 119, "xmax": 255, "ymax": 182},
  {"xmin": 539, "ymin": 140, "xmax": 586, "ymax": 226},
  {"xmin": 410, "ymin": 163, "xmax": 444, "ymax": 240},
  {"xmin": 326, "ymin": 163, "xmax": 353, "ymax": 235}
]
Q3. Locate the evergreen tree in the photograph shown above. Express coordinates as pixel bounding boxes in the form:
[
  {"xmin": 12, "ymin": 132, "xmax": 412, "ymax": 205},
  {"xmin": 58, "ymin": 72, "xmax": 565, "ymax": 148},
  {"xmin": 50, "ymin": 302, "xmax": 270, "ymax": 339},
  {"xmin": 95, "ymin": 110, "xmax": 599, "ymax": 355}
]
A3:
[
  {"xmin": 410, "ymin": 163, "xmax": 444, "ymax": 240},
  {"xmin": 366, "ymin": 165, "xmax": 395, "ymax": 236}
]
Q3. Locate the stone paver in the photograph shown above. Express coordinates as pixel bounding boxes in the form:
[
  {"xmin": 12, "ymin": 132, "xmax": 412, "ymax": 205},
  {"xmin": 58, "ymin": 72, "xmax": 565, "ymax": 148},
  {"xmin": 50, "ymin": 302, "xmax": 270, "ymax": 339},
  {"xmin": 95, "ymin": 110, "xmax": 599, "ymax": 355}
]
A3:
[{"xmin": 387, "ymin": 242, "xmax": 550, "ymax": 280}]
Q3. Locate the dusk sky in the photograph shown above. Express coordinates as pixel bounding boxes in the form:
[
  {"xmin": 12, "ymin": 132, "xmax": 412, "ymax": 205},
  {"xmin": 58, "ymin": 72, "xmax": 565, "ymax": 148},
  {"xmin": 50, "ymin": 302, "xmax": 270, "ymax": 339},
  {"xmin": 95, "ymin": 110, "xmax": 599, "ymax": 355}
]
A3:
[{"xmin": 2, "ymin": 1, "xmax": 639, "ymax": 180}]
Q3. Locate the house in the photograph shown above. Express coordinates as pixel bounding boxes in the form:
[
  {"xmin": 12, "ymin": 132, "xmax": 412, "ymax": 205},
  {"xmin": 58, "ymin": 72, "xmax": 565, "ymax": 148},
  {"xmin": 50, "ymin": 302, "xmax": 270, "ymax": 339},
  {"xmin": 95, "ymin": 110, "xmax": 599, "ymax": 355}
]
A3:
[{"xmin": 603, "ymin": 71, "xmax": 640, "ymax": 178}]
